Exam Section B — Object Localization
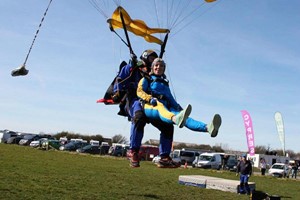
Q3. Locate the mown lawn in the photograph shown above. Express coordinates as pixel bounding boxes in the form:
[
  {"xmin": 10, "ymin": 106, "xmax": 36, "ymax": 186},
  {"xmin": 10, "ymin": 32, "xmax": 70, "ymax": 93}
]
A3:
[{"xmin": 0, "ymin": 144, "xmax": 299, "ymax": 200}]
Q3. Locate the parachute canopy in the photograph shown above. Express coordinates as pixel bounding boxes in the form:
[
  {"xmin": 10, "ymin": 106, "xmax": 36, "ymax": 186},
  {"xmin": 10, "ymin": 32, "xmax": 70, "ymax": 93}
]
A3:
[
  {"xmin": 91, "ymin": 0, "xmax": 219, "ymax": 47},
  {"xmin": 107, "ymin": 6, "xmax": 169, "ymax": 45}
]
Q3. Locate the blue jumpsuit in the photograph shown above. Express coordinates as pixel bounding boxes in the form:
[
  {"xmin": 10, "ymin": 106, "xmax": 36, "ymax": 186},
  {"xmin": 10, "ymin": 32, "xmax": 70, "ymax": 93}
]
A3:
[
  {"xmin": 137, "ymin": 74, "xmax": 207, "ymax": 132},
  {"xmin": 113, "ymin": 62, "xmax": 174, "ymax": 157}
]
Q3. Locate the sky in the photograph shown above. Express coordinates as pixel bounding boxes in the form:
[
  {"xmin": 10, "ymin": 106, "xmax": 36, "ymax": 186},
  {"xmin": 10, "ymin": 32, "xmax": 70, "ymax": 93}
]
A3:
[{"xmin": 1, "ymin": 0, "xmax": 299, "ymax": 153}]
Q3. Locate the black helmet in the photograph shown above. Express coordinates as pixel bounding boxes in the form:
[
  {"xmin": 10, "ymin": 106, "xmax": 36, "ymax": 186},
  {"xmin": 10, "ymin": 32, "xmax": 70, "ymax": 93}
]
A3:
[{"xmin": 140, "ymin": 49, "xmax": 158, "ymax": 69}]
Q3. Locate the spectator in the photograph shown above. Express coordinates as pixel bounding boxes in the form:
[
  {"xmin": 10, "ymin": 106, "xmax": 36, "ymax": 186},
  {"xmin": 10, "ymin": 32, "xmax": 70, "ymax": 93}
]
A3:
[
  {"xmin": 259, "ymin": 158, "xmax": 267, "ymax": 175},
  {"xmin": 291, "ymin": 163, "xmax": 298, "ymax": 179},
  {"xmin": 236, "ymin": 154, "xmax": 252, "ymax": 195},
  {"xmin": 222, "ymin": 155, "xmax": 229, "ymax": 170}
]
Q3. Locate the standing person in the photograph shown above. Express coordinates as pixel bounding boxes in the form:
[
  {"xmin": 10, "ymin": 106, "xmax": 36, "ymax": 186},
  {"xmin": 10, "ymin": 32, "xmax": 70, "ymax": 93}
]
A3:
[
  {"xmin": 291, "ymin": 163, "xmax": 298, "ymax": 179},
  {"xmin": 259, "ymin": 158, "xmax": 267, "ymax": 175},
  {"xmin": 222, "ymin": 155, "xmax": 229, "ymax": 170},
  {"xmin": 236, "ymin": 154, "xmax": 252, "ymax": 195},
  {"xmin": 137, "ymin": 58, "xmax": 221, "ymax": 138},
  {"xmin": 112, "ymin": 50, "xmax": 180, "ymax": 168}
]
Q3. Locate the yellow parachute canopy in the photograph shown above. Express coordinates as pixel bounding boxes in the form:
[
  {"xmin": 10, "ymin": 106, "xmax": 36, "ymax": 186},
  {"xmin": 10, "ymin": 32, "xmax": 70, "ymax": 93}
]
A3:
[
  {"xmin": 205, "ymin": 0, "xmax": 217, "ymax": 2},
  {"xmin": 107, "ymin": 6, "xmax": 170, "ymax": 45}
]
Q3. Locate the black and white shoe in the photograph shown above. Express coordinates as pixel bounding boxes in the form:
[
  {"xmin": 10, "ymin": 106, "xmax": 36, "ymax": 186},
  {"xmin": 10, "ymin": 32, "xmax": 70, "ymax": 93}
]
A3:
[{"xmin": 207, "ymin": 114, "xmax": 222, "ymax": 137}]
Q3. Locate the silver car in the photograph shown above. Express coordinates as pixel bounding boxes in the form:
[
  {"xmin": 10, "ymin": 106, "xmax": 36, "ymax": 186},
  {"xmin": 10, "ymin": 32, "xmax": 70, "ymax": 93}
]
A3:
[{"xmin": 268, "ymin": 163, "xmax": 289, "ymax": 178}]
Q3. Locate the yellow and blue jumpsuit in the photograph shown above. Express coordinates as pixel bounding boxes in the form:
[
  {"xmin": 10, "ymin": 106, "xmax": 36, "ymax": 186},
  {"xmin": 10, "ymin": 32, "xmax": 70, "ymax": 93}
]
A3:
[{"xmin": 137, "ymin": 74, "xmax": 207, "ymax": 132}]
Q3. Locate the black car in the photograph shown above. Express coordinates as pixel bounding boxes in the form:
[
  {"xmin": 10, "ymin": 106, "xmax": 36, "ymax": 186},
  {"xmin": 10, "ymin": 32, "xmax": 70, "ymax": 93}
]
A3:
[
  {"xmin": 99, "ymin": 145, "xmax": 110, "ymax": 155},
  {"xmin": 76, "ymin": 145, "xmax": 100, "ymax": 154},
  {"xmin": 226, "ymin": 157, "xmax": 238, "ymax": 171},
  {"xmin": 59, "ymin": 141, "xmax": 88, "ymax": 151}
]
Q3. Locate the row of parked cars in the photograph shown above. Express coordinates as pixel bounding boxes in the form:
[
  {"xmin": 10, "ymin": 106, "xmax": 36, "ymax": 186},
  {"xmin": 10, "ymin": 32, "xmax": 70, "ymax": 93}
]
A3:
[
  {"xmin": 1, "ymin": 130, "xmax": 238, "ymax": 170},
  {"xmin": 1, "ymin": 130, "xmax": 160, "ymax": 160},
  {"xmin": 1, "ymin": 130, "xmax": 54, "ymax": 146},
  {"xmin": 0, "ymin": 130, "xmax": 111, "ymax": 154},
  {"xmin": 152, "ymin": 149, "xmax": 238, "ymax": 171}
]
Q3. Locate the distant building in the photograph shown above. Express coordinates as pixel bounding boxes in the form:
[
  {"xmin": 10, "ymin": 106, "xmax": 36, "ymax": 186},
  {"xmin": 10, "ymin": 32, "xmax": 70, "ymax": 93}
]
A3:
[{"xmin": 247, "ymin": 154, "xmax": 290, "ymax": 168}]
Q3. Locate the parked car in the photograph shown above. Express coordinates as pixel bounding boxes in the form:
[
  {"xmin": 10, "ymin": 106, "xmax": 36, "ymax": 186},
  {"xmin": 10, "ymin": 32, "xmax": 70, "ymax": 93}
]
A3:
[
  {"xmin": 29, "ymin": 138, "xmax": 49, "ymax": 148},
  {"xmin": 89, "ymin": 140, "xmax": 100, "ymax": 146},
  {"xmin": 1, "ymin": 130, "xmax": 18, "ymax": 143},
  {"xmin": 41, "ymin": 139, "xmax": 61, "ymax": 150},
  {"xmin": 6, "ymin": 135, "xmax": 25, "ymax": 144},
  {"xmin": 19, "ymin": 134, "xmax": 52, "ymax": 146},
  {"xmin": 138, "ymin": 145, "xmax": 159, "ymax": 161},
  {"xmin": 172, "ymin": 149, "xmax": 200, "ymax": 165},
  {"xmin": 268, "ymin": 163, "xmax": 289, "ymax": 178},
  {"xmin": 225, "ymin": 156, "xmax": 238, "ymax": 171},
  {"xmin": 109, "ymin": 144, "xmax": 129, "ymax": 157},
  {"xmin": 152, "ymin": 155, "xmax": 181, "ymax": 164},
  {"xmin": 19, "ymin": 134, "xmax": 39, "ymax": 145},
  {"xmin": 193, "ymin": 152, "xmax": 223, "ymax": 169},
  {"xmin": 59, "ymin": 141, "xmax": 88, "ymax": 151},
  {"xmin": 76, "ymin": 144, "xmax": 100, "ymax": 154},
  {"xmin": 99, "ymin": 144, "xmax": 110, "ymax": 155}
]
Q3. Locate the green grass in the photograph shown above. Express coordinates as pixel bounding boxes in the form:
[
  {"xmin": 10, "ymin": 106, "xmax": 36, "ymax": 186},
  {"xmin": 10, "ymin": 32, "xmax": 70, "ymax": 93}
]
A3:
[{"xmin": 0, "ymin": 144, "xmax": 299, "ymax": 200}]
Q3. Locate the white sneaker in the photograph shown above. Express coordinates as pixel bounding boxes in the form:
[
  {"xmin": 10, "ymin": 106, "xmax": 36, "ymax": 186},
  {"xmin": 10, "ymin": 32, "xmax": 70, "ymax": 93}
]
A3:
[
  {"xmin": 207, "ymin": 114, "xmax": 222, "ymax": 137},
  {"xmin": 175, "ymin": 104, "xmax": 192, "ymax": 128}
]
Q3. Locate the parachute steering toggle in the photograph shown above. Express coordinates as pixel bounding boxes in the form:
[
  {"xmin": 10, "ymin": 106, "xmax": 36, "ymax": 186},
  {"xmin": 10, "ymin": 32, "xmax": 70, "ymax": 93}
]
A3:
[{"xmin": 11, "ymin": 64, "xmax": 29, "ymax": 77}]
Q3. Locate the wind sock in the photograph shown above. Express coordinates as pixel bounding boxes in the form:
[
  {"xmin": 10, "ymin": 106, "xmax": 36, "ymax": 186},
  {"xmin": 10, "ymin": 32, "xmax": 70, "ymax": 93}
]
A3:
[
  {"xmin": 274, "ymin": 112, "xmax": 285, "ymax": 156},
  {"xmin": 241, "ymin": 110, "xmax": 255, "ymax": 156}
]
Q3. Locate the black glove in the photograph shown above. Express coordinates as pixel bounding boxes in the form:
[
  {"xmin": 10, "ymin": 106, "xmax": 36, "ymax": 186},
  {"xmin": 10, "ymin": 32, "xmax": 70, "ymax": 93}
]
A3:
[
  {"xmin": 150, "ymin": 98, "xmax": 157, "ymax": 106},
  {"xmin": 136, "ymin": 61, "xmax": 145, "ymax": 68},
  {"xmin": 112, "ymin": 91, "xmax": 123, "ymax": 103},
  {"xmin": 130, "ymin": 53, "xmax": 137, "ymax": 63}
]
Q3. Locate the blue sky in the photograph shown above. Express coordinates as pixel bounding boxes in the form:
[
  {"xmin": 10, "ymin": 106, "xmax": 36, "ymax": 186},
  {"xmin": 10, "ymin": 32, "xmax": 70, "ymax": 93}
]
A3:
[{"xmin": 1, "ymin": 0, "xmax": 299, "ymax": 153}]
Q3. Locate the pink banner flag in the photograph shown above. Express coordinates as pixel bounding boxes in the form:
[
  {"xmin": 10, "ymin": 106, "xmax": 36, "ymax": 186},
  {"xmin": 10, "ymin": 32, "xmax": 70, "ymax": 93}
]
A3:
[{"xmin": 241, "ymin": 110, "xmax": 255, "ymax": 156}]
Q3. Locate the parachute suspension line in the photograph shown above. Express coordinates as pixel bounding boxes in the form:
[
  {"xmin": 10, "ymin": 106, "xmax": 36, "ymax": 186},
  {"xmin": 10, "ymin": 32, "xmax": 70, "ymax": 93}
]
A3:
[
  {"xmin": 153, "ymin": 1, "xmax": 197, "ymax": 34},
  {"xmin": 109, "ymin": 26, "xmax": 130, "ymax": 49},
  {"xmin": 89, "ymin": 0, "xmax": 109, "ymax": 19},
  {"xmin": 119, "ymin": 7, "xmax": 134, "ymax": 55},
  {"xmin": 167, "ymin": 0, "xmax": 193, "ymax": 31},
  {"xmin": 11, "ymin": 0, "xmax": 53, "ymax": 77},
  {"xmin": 153, "ymin": 0, "xmax": 161, "ymax": 30},
  {"xmin": 89, "ymin": 1, "xmax": 129, "ymax": 49},
  {"xmin": 171, "ymin": 1, "xmax": 204, "ymax": 32},
  {"xmin": 172, "ymin": 0, "xmax": 222, "ymax": 38},
  {"xmin": 89, "ymin": 0, "xmax": 121, "ymax": 19},
  {"xmin": 23, "ymin": 0, "xmax": 53, "ymax": 68},
  {"xmin": 164, "ymin": 55, "xmax": 177, "ymax": 101},
  {"xmin": 153, "ymin": 0, "xmax": 166, "ymax": 42}
]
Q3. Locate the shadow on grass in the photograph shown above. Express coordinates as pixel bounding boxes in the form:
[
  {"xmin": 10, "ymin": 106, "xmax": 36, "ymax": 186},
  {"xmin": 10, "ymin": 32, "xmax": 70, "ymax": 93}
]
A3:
[
  {"xmin": 143, "ymin": 194, "xmax": 160, "ymax": 199},
  {"xmin": 252, "ymin": 190, "xmax": 292, "ymax": 200}
]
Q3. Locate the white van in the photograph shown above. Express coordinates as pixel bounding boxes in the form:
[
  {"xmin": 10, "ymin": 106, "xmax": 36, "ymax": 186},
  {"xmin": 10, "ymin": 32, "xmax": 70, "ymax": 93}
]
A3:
[
  {"xmin": 193, "ymin": 152, "xmax": 223, "ymax": 169},
  {"xmin": 172, "ymin": 149, "xmax": 200, "ymax": 165},
  {"xmin": 90, "ymin": 140, "xmax": 100, "ymax": 146}
]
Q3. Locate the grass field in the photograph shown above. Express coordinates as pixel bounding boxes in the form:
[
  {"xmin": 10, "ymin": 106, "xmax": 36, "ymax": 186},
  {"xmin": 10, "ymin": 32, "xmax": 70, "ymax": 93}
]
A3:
[{"xmin": 0, "ymin": 144, "xmax": 299, "ymax": 200}]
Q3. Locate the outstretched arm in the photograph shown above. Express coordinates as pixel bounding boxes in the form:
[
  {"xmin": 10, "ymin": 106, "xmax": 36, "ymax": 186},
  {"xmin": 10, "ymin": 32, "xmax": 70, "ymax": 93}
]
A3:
[{"xmin": 137, "ymin": 77, "xmax": 152, "ymax": 102}]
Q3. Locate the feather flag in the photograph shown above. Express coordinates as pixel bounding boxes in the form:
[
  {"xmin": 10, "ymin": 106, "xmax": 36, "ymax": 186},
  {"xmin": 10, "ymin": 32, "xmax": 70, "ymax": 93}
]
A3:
[
  {"xmin": 274, "ymin": 112, "xmax": 285, "ymax": 156},
  {"xmin": 241, "ymin": 110, "xmax": 255, "ymax": 156}
]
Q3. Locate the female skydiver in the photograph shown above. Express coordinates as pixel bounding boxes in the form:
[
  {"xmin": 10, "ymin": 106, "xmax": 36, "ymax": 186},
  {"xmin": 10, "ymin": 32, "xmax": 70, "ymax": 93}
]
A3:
[{"xmin": 137, "ymin": 58, "xmax": 222, "ymax": 137}]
